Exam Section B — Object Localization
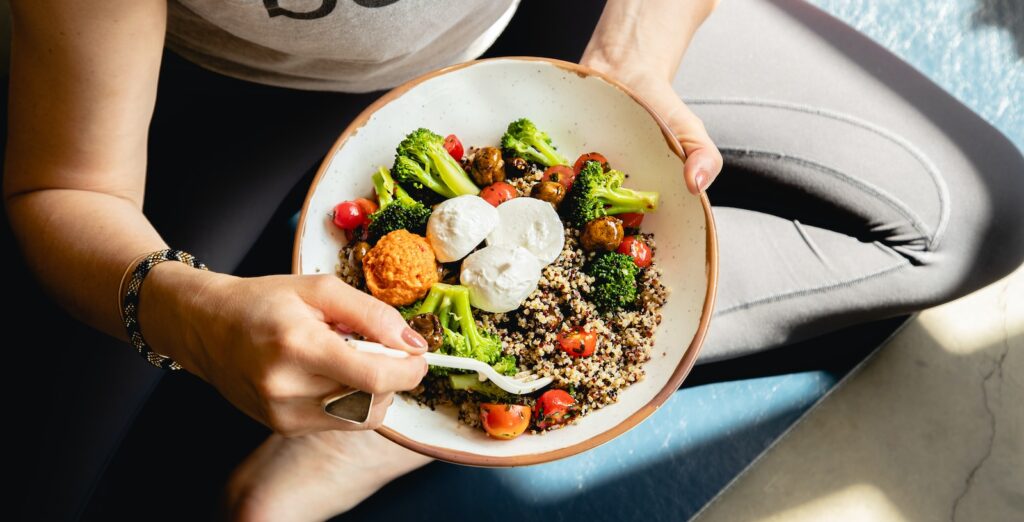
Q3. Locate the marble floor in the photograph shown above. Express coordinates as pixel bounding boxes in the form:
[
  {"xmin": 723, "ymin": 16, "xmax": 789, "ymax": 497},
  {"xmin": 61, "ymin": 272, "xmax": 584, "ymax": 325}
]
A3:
[{"xmin": 695, "ymin": 263, "xmax": 1024, "ymax": 521}]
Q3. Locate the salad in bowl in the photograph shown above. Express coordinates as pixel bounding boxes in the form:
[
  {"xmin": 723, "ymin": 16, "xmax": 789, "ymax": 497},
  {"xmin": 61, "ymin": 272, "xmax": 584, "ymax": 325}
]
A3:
[
  {"xmin": 293, "ymin": 57, "xmax": 716, "ymax": 466},
  {"xmin": 331, "ymin": 119, "xmax": 665, "ymax": 440}
]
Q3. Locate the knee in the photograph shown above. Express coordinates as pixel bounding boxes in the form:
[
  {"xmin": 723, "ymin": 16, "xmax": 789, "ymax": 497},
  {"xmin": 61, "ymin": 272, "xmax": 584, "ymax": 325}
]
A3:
[
  {"xmin": 982, "ymin": 140, "xmax": 1024, "ymax": 273},
  {"xmin": 941, "ymin": 128, "xmax": 1024, "ymax": 291}
]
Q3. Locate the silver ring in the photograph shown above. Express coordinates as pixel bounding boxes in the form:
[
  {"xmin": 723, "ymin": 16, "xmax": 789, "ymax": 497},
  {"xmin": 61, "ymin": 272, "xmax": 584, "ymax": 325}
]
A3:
[{"xmin": 322, "ymin": 389, "xmax": 374, "ymax": 424}]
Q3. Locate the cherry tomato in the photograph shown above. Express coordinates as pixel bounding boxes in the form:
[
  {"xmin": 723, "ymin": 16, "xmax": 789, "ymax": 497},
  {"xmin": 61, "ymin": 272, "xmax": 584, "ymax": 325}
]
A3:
[
  {"xmin": 443, "ymin": 134, "xmax": 464, "ymax": 161},
  {"xmin": 354, "ymin": 197, "xmax": 378, "ymax": 217},
  {"xmin": 480, "ymin": 403, "xmax": 531, "ymax": 439},
  {"xmin": 617, "ymin": 212, "xmax": 645, "ymax": 229},
  {"xmin": 332, "ymin": 200, "xmax": 366, "ymax": 230},
  {"xmin": 557, "ymin": 327, "xmax": 597, "ymax": 358},
  {"xmin": 573, "ymin": 152, "xmax": 610, "ymax": 174},
  {"xmin": 617, "ymin": 236, "xmax": 653, "ymax": 268},
  {"xmin": 541, "ymin": 165, "xmax": 576, "ymax": 190},
  {"xmin": 535, "ymin": 389, "xmax": 576, "ymax": 430},
  {"xmin": 480, "ymin": 181, "xmax": 518, "ymax": 207}
]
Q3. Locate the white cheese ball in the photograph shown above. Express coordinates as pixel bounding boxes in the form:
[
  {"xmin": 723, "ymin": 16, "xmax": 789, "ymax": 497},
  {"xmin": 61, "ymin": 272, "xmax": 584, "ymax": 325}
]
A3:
[
  {"xmin": 460, "ymin": 245, "xmax": 543, "ymax": 313},
  {"xmin": 487, "ymin": 197, "xmax": 565, "ymax": 265},
  {"xmin": 426, "ymin": 195, "xmax": 499, "ymax": 262}
]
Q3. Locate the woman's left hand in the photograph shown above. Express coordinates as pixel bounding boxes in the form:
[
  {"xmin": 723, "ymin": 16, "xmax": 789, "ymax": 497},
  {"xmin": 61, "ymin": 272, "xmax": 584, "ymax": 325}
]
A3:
[
  {"xmin": 582, "ymin": 62, "xmax": 723, "ymax": 196},
  {"xmin": 579, "ymin": 0, "xmax": 723, "ymax": 195}
]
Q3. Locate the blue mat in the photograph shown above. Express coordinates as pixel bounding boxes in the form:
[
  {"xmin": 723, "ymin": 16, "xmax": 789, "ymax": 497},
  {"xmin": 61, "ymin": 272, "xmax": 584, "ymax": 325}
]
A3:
[
  {"xmin": 809, "ymin": 0, "xmax": 1023, "ymax": 151},
  {"xmin": 336, "ymin": 2, "xmax": 1023, "ymax": 521},
  {"xmin": 343, "ymin": 374, "xmax": 834, "ymax": 522}
]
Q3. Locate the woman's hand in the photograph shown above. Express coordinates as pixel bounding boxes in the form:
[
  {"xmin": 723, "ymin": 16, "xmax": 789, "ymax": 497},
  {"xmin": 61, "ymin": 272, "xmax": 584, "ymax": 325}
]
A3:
[
  {"xmin": 580, "ymin": 0, "xmax": 723, "ymax": 195},
  {"xmin": 140, "ymin": 263, "xmax": 429, "ymax": 436},
  {"xmin": 625, "ymin": 79, "xmax": 724, "ymax": 196}
]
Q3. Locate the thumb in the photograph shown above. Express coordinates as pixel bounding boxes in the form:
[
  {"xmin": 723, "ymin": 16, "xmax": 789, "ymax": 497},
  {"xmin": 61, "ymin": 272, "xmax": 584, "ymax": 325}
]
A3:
[
  {"xmin": 653, "ymin": 88, "xmax": 723, "ymax": 195},
  {"xmin": 680, "ymin": 145, "xmax": 722, "ymax": 196},
  {"xmin": 308, "ymin": 276, "xmax": 428, "ymax": 354}
]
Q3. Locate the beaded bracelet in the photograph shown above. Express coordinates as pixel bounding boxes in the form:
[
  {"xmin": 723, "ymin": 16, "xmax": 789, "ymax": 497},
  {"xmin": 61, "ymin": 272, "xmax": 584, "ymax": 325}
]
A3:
[{"xmin": 120, "ymin": 249, "xmax": 209, "ymax": 370}]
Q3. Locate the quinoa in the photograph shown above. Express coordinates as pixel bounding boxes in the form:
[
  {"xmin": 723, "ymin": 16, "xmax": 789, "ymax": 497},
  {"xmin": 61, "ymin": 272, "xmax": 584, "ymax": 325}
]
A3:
[{"xmin": 337, "ymin": 166, "xmax": 669, "ymax": 434}]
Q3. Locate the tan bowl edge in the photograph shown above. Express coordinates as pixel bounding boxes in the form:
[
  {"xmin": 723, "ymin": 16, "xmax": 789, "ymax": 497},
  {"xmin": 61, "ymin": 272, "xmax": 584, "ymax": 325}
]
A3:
[{"xmin": 292, "ymin": 56, "xmax": 719, "ymax": 467}]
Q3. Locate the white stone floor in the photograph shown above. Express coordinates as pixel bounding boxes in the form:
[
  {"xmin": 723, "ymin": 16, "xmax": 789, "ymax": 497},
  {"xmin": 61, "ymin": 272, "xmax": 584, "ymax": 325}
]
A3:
[{"xmin": 695, "ymin": 263, "xmax": 1023, "ymax": 521}]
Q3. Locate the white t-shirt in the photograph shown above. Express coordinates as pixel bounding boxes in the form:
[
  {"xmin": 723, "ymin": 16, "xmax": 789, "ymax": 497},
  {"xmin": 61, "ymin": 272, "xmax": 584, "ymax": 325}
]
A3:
[{"xmin": 166, "ymin": 0, "xmax": 520, "ymax": 92}]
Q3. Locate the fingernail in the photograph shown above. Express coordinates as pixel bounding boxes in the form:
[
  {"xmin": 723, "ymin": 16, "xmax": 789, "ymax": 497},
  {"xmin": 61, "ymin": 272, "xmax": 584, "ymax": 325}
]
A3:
[
  {"xmin": 694, "ymin": 170, "xmax": 708, "ymax": 194},
  {"xmin": 402, "ymin": 327, "xmax": 428, "ymax": 351}
]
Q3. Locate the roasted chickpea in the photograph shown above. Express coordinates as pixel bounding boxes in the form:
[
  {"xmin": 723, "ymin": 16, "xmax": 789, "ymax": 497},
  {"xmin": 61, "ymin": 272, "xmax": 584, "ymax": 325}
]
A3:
[
  {"xmin": 348, "ymin": 241, "xmax": 371, "ymax": 268},
  {"xmin": 531, "ymin": 181, "xmax": 566, "ymax": 208},
  {"xmin": 408, "ymin": 313, "xmax": 443, "ymax": 352},
  {"xmin": 580, "ymin": 217, "xmax": 625, "ymax": 252},
  {"xmin": 503, "ymin": 156, "xmax": 530, "ymax": 178},
  {"xmin": 471, "ymin": 146, "xmax": 506, "ymax": 186}
]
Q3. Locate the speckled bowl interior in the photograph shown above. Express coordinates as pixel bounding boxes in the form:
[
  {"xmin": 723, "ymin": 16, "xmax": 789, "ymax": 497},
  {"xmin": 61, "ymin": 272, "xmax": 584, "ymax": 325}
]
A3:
[{"xmin": 294, "ymin": 57, "xmax": 717, "ymax": 466}]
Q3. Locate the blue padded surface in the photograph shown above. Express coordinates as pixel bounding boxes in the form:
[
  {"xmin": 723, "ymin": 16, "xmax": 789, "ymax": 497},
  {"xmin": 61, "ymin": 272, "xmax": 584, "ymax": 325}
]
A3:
[
  {"xmin": 340, "ymin": 374, "xmax": 834, "ymax": 522},
  {"xmin": 808, "ymin": 0, "xmax": 1023, "ymax": 150}
]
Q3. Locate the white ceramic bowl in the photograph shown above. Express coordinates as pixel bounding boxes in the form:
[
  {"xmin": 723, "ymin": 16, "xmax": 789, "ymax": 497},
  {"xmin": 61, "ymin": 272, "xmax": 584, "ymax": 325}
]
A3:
[{"xmin": 294, "ymin": 57, "xmax": 717, "ymax": 466}]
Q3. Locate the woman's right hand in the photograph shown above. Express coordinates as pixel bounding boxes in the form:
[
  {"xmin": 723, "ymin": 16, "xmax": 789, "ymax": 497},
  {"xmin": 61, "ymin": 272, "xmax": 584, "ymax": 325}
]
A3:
[{"xmin": 140, "ymin": 263, "xmax": 430, "ymax": 437}]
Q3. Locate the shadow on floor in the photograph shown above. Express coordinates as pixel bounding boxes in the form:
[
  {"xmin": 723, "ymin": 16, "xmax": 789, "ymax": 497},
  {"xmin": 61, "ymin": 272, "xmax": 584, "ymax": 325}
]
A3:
[{"xmin": 972, "ymin": 0, "xmax": 1024, "ymax": 58}]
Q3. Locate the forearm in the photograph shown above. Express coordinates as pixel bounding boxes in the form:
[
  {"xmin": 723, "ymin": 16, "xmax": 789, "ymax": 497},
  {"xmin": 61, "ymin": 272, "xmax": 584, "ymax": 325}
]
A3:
[
  {"xmin": 2, "ymin": 0, "xmax": 219, "ymax": 362},
  {"xmin": 5, "ymin": 187, "xmax": 224, "ymax": 375},
  {"xmin": 581, "ymin": 0, "xmax": 719, "ymax": 79},
  {"xmin": 7, "ymin": 189, "xmax": 167, "ymax": 337}
]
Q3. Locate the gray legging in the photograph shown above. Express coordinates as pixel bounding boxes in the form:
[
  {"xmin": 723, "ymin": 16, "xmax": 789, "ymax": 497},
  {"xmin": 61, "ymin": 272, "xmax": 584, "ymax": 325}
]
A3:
[
  {"xmin": 9, "ymin": 0, "xmax": 1024, "ymax": 519},
  {"xmin": 680, "ymin": 0, "xmax": 1024, "ymax": 361}
]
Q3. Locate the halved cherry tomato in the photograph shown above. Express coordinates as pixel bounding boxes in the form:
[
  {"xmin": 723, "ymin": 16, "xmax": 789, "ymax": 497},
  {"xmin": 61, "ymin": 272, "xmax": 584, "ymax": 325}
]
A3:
[
  {"xmin": 616, "ymin": 236, "xmax": 652, "ymax": 268},
  {"xmin": 557, "ymin": 327, "xmax": 597, "ymax": 358},
  {"xmin": 480, "ymin": 403, "xmax": 531, "ymax": 439},
  {"xmin": 332, "ymin": 200, "xmax": 367, "ymax": 230},
  {"xmin": 354, "ymin": 197, "xmax": 378, "ymax": 216},
  {"xmin": 535, "ymin": 389, "xmax": 576, "ymax": 430},
  {"xmin": 480, "ymin": 181, "xmax": 518, "ymax": 207},
  {"xmin": 443, "ymin": 134, "xmax": 464, "ymax": 161},
  {"xmin": 541, "ymin": 165, "xmax": 576, "ymax": 190},
  {"xmin": 573, "ymin": 152, "xmax": 609, "ymax": 174},
  {"xmin": 617, "ymin": 212, "xmax": 645, "ymax": 229}
]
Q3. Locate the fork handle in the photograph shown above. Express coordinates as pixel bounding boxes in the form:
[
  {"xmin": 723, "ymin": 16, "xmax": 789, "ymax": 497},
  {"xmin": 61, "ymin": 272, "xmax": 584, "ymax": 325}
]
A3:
[
  {"xmin": 343, "ymin": 338, "xmax": 411, "ymax": 358},
  {"xmin": 344, "ymin": 339, "xmax": 488, "ymax": 374}
]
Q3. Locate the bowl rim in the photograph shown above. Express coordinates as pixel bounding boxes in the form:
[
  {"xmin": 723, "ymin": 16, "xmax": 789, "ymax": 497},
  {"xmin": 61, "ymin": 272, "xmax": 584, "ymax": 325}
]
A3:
[{"xmin": 292, "ymin": 56, "xmax": 718, "ymax": 467}]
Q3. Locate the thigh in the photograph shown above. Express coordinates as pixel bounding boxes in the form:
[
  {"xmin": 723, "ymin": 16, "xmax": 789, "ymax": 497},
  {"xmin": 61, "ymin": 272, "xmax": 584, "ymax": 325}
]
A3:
[{"xmin": 674, "ymin": 0, "xmax": 1024, "ymax": 360}]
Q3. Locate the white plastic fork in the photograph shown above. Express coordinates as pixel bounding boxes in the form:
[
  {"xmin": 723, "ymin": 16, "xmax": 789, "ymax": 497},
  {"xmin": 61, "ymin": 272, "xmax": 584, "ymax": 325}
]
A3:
[{"xmin": 343, "ymin": 337, "xmax": 553, "ymax": 395}]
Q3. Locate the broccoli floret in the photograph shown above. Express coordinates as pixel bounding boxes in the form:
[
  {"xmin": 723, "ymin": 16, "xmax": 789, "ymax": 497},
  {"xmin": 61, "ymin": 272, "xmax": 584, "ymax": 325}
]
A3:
[
  {"xmin": 397, "ymin": 300, "xmax": 422, "ymax": 319},
  {"xmin": 367, "ymin": 167, "xmax": 432, "ymax": 241},
  {"xmin": 448, "ymin": 373, "xmax": 514, "ymax": 399},
  {"xmin": 393, "ymin": 128, "xmax": 479, "ymax": 198},
  {"xmin": 491, "ymin": 355, "xmax": 519, "ymax": 376},
  {"xmin": 586, "ymin": 252, "xmax": 640, "ymax": 312},
  {"xmin": 500, "ymin": 118, "xmax": 569, "ymax": 167},
  {"xmin": 561, "ymin": 161, "xmax": 660, "ymax": 227},
  {"xmin": 427, "ymin": 327, "xmax": 467, "ymax": 377},
  {"xmin": 409, "ymin": 283, "xmax": 517, "ymax": 375}
]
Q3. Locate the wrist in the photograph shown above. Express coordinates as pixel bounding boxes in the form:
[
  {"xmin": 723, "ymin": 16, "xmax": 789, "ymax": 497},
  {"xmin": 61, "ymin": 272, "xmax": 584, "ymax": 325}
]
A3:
[
  {"xmin": 580, "ymin": 48, "xmax": 673, "ymax": 85},
  {"xmin": 136, "ymin": 260, "xmax": 231, "ymax": 378},
  {"xmin": 581, "ymin": 0, "xmax": 719, "ymax": 83}
]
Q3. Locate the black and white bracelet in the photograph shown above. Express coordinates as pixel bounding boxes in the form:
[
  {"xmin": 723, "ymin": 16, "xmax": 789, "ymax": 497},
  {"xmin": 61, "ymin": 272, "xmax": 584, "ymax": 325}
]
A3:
[{"xmin": 120, "ymin": 249, "xmax": 208, "ymax": 371}]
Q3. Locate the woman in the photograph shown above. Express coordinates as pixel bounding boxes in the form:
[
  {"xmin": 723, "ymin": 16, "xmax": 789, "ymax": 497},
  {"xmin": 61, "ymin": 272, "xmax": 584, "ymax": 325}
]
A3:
[{"xmin": 5, "ymin": 0, "xmax": 1023, "ymax": 520}]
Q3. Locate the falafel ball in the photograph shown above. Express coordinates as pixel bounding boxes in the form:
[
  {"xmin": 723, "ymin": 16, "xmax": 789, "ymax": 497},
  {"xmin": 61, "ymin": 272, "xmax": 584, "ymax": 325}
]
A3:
[{"xmin": 362, "ymin": 229, "xmax": 439, "ymax": 306}]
